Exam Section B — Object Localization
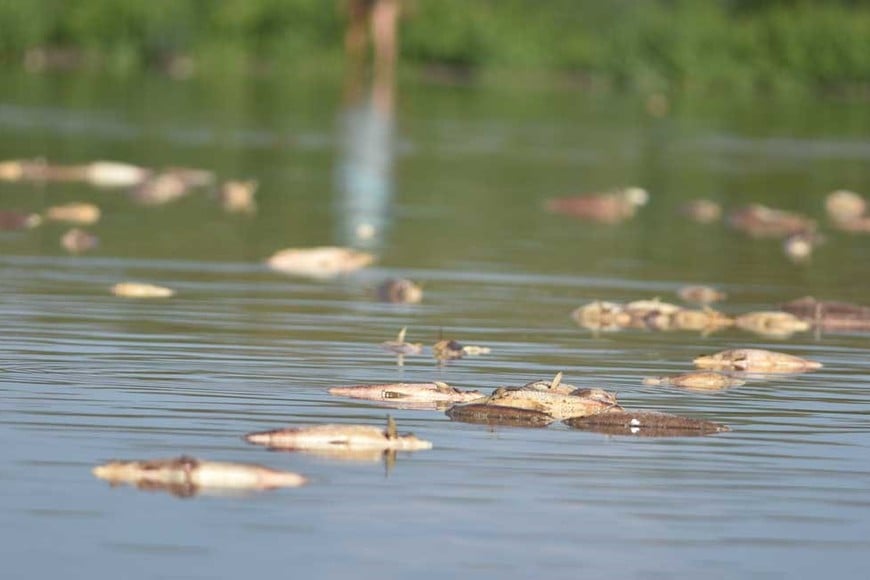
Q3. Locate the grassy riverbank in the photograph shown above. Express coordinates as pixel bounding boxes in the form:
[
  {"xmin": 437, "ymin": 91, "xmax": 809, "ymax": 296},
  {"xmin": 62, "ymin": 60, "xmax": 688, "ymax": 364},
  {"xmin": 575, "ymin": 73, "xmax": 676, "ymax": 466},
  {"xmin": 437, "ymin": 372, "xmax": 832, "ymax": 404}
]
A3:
[{"xmin": 1, "ymin": 1, "xmax": 869, "ymax": 94}]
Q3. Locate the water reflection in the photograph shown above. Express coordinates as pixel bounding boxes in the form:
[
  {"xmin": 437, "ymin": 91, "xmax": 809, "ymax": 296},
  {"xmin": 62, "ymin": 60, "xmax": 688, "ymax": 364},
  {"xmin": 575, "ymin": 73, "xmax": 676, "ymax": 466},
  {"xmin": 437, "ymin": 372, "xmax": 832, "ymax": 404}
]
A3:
[{"xmin": 335, "ymin": 9, "xmax": 397, "ymax": 249}]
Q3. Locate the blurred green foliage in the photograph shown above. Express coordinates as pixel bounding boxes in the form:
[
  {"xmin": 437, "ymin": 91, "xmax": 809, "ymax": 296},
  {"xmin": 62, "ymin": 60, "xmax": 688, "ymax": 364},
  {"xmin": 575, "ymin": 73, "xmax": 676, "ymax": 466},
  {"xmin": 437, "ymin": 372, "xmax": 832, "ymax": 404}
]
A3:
[{"xmin": 0, "ymin": 0, "xmax": 868, "ymax": 93}]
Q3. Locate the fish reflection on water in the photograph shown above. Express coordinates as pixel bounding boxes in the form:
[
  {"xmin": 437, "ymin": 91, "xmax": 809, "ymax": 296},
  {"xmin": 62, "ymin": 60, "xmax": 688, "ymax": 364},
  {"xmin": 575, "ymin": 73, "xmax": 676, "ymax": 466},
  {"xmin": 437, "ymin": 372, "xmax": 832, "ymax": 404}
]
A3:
[{"xmin": 564, "ymin": 411, "xmax": 730, "ymax": 437}]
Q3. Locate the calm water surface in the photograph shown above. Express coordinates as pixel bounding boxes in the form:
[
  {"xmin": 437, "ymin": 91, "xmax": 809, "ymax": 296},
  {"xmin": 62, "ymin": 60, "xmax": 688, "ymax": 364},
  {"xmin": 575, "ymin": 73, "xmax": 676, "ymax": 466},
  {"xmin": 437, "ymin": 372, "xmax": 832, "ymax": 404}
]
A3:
[{"xmin": 1, "ymin": 71, "xmax": 870, "ymax": 579}]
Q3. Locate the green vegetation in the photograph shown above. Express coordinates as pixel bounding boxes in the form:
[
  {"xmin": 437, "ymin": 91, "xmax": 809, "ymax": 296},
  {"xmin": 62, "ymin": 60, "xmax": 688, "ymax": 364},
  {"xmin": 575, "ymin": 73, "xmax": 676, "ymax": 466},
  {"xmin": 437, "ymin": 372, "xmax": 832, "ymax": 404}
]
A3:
[{"xmin": 1, "ymin": 0, "xmax": 869, "ymax": 94}]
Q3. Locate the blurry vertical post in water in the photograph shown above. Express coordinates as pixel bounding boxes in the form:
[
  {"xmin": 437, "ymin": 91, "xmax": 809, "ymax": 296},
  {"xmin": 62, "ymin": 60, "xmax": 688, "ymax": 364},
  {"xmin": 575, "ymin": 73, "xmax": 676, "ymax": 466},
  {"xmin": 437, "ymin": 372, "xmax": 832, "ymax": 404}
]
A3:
[{"xmin": 336, "ymin": 0, "xmax": 401, "ymax": 248}]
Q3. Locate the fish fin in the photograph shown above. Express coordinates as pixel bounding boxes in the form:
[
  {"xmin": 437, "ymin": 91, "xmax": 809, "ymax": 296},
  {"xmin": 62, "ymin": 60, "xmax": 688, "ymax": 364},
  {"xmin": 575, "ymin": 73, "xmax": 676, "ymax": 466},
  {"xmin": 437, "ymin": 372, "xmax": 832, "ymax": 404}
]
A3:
[
  {"xmin": 386, "ymin": 415, "xmax": 397, "ymax": 439},
  {"xmin": 434, "ymin": 381, "xmax": 453, "ymax": 394},
  {"xmin": 397, "ymin": 327, "xmax": 407, "ymax": 342},
  {"xmin": 551, "ymin": 371, "xmax": 563, "ymax": 390}
]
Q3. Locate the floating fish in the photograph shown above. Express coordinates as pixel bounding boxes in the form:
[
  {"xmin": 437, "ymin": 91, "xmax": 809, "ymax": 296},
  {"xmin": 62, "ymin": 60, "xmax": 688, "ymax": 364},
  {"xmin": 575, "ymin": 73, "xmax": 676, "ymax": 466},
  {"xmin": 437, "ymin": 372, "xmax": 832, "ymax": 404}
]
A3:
[
  {"xmin": 432, "ymin": 338, "xmax": 490, "ymax": 362},
  {"xmin": 825, "ymin": 190, "xmax": 866, "ymax": 224},
  {"xmin": 328, "ymin": 381, "xmax": 483, "ymax": 407},
  {"xmin": 245, "ymin": 416, "xmax": 432, "ymax": 452},
  {"xmin": 670, "ymin": 307, "xmax": 734, "ymax": 334},
  {"xmin": 92, "ymin": 456, "xmax": 306, "ymax": 497},
  {"xmin": 0, "ymin": 159, "xmax": 150, "ymax": 188},
  {"xmin": 110, "ymin": 282, "xmax": 175, "ymax": 298},
  {"xmin": 680, "ymin": 199, "xmax": 722, "ymax": 224},
  {"xmin": 564, "ymin": 411, "xmax": 730, "ymax": 437},
  {"xmin": 0, "ymin": 210, "xmax": 41, "ymax": 230},
  {"xmin": 379, "ymin": 327, "xmax": 423, "ymax": 366},
  {"xmin": 677, "ymin": 285, "xmax": 726, "ymax": 305},
  {"xmin": 735, "ymin": 311, "xmax": 810, "ymax": 338},
  {"xmin": 780, "ymin": 296, "xmax": 870, "ymax": 331},
  {"xmin": 728, "ymin": 204, "xmax": 815, "ymax": 238},
  {"xmin": 60, "ymin": 228, "xmax": 99, "ymax": 254},
  {"xmin": 130, "ymin": 172, "xmax": 190, "ymax": 205},
  {"xmin": 85, "ymin": 161, "xmax": 152, "ymax": 188},
  {"xmin": 693, "ymin": 348, "xmax": 822, "ymax": 373},
  {"xmin": 571, "ymin": 301, "xmax": 628, "ymax": 331},
  {"xmin": 546, "ymin": 187, "xmax": 648, "ymax": 224},
  {"xmin": 643, "ymin": 371, "xmax": 745, "ymax": 392},
  {"xmin": 219, "ymin": 180, "xmax": 258, "ymax": 214},
  {"xmin": 266, "ymin": 246, "xmax": 374, "ymax": 278},
  {"xmin": 44, "ymin": 202, "xmax": 101, "ymax": 225},
  {"xmin": 376, "ymin": 278, "xmax": 423, "ymax": 304}
]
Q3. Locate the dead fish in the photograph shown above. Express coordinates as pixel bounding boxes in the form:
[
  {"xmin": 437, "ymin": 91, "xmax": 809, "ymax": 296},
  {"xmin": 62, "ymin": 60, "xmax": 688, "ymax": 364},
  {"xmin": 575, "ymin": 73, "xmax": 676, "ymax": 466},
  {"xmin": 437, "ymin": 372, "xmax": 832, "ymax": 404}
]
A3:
[
  {"xmin": 624, "ymin": 298, "xmax": 683, "ymax": 329},
  {"xmin": 546, "ymin": 187, "xmax": 648, "ymax": 224},
  {"xmin": 433, "ymin": 339, "xmax": 465, "ymax": 361},
  {"xmin": 783, "ymin": 231, "xmax": 824, "ymax": 263},
  {"xmin": 643, "ymin": 371, "xmax": 745, "ymax": 392},
  {"xmin": 564, "ymin": 411, "xmax": 730, "ymax": 437},
  {"xmin": 328, "ymin": 381, "xmax": 483, "ymax": 405},
  {"xmin": 60, "ymin": 228, "xmax": 99, "ymax": 254},
  {"xmin": 0, "ymin": 159, "xmax": 151, "ymax": 187},
  {"xmin": 85, "ymin": 161, "xmax": 151, "ymax": 188},
  {"xmin": 825, "ymin": 190, "xmax": 866, "ymax": 224},
  {"xmin": 735, "ymin": 311, "xmax": 810, "ymax": 338},
  {"xmin": 44, "ymin": 202, "xmax": 101, "ymax": 225},
  {"xmin": 130, "ymin": 172, "xmax": 190, "ymax": 205},
  {"xmin": 520, "ymin": 371, "xmax": 578, "ymax": 395},
  {"xmin": 780, "ymin": 296, "xmax": 870, "ymax": 331},
  {"xmin": 728, "ymin": 204, "xmax": 816, "ymax": 238},
  {"xmin": 480, "ymin": 383, "xmax": 621, "ymax": 421},
  {"xmin": 0, "ymin": 210, "xmax": 41, "ymax": 230},
  {"xmin": 380, "ymin": 327, "xmax": 423, "ymax": 366},
  {"xmin": 680, "ymin": 199, "xmax": 722, "ymax": 224},
  {"xmin": 445, "ymin": 403, "xmax": 554, "ymax": 428},
  {"xmin": 694, "ymin": 348, "xmax": 822, "ymax": 373},
  {"xmin": 245, "ymin": 416, "xmax": 432, "ymax": 451},
  {"xmin": 266, "ymin": 246, "xmax": 374, "ymax": 278},
  {"xmin": 571, "ymin": 301, "xmax": 629, "ymax": 331},
  {"xmin": 677, "ymin": 285, "xmax": 726, "ymax": 305},
  {"xmin": 92, "ymin": 456, "xmax": 306, "ymax": 497},
  {"xmin": 219, "ymin": 180, "xmax": 258, "ymax": 214},
  {"xmin": 671, "ymin": 307, "xmax": 735, "ymax": 333},
  {"xmin": 376, "ymin": 278, "xmax": 423, "ymax": 304},
  {"xmin": 165, "ymin": 167, "xmax": 215, "ymax": 188},
  {"xmin": 828, "ymin": 215, "xmax": 870, "ymax": 233},
  {"xmin": 111, "ymin": 282, "xmax": 175, "ymax": 298}
]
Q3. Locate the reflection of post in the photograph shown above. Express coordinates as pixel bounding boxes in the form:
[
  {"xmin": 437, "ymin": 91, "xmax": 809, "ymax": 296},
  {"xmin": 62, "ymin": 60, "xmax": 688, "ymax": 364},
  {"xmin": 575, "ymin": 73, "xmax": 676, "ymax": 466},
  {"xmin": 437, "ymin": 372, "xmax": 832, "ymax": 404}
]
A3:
[{"xmin": 336, "ymin": 0, "xmax": 400, "ymax": 248}]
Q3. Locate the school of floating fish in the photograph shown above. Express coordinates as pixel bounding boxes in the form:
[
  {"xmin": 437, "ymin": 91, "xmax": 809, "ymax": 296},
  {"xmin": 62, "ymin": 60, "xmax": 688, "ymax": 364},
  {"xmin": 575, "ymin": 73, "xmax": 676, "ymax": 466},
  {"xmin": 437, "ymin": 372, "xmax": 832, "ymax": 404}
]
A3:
[{"xmin": 2, "ymin": 159, "xmax": 865, "ymax": 495}]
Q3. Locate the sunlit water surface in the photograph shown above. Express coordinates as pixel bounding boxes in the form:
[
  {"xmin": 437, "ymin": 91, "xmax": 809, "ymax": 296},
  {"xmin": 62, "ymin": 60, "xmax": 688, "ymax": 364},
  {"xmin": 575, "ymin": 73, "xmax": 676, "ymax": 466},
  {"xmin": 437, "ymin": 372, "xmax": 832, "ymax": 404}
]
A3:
[{"xmin": 1, "ymin": 71, "xmax": 869, "ymax": 579}]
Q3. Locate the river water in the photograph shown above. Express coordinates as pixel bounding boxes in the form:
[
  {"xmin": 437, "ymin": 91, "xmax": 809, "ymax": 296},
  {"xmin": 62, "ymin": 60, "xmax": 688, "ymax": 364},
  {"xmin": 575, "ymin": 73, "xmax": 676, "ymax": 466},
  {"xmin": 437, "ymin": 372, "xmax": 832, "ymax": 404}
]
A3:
[{"xmin": 1, "ymin": 71, "xmax": 869, "ymax": 579}]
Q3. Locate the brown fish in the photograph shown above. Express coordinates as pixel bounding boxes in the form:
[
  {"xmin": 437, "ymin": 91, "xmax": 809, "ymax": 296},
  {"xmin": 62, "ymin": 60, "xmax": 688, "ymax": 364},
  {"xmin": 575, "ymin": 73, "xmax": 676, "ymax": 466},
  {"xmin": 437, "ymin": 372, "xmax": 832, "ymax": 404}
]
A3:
[
  {"xmin": 780, "ymin": 296, "xmax": 870, "ymax": 331},
  {"xmin": 476, "ymin": 384, "xmax": 621, "ymax": 421},
  {"xmin": 728, "ymin": 204, "xmax": 815, "ymax": 238},
  {"xmin": 445, "ymin": 403, "xmax": 554, "ymax": 428},
  {"xmin": 546, "ymin": 187, "xmax": 648, "ymax": 224},
  {"xmin": 92, "ymin": 456, "xmax": 306, "ymax": 497},
  {"xmin": 643, "ymin": 371, "xmax": 744, "ymax": 392},
  {"xmin": 0, "ymin": 210, "xmax": 41, "ymax": 230},
  {"xmin": 694, "ymin": 348, "xmax": 822, "ymax": 373},
  {"xmin": 376, "ymin": 278, "xmax": 423, "ymax": 304},
  {"xmin": 245, "ymin": 417, "xmax": 432, "ymax": 451},
  {"xmin": 564, "ymin": 411, "xmax": 730, "ymax": 437}
]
